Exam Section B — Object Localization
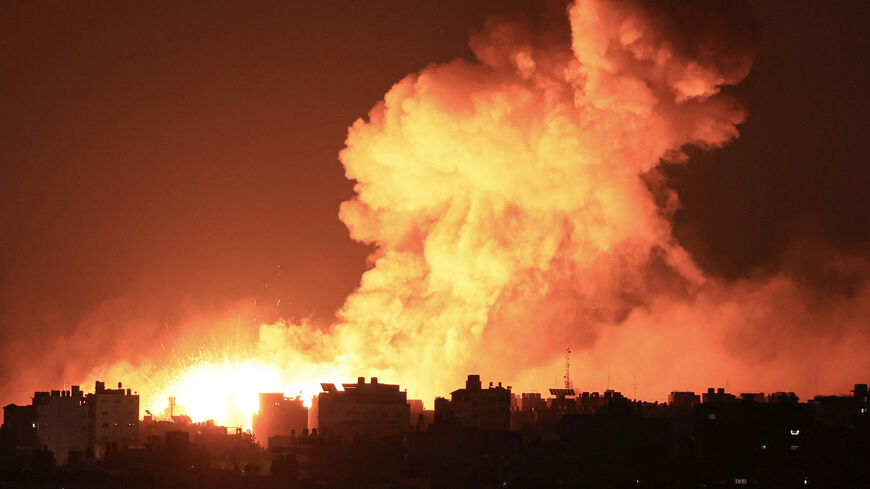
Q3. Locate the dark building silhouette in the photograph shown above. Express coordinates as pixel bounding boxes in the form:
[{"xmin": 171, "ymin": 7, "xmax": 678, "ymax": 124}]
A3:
[
  {"xmin": 1, "ymin": 381, "xmax": 137, "ymax": 466},
  {"xmin": 311, "ymin": 377, "xmax": 410, "ymax": 440},
  {"xmin": 812, "ymin": 383, "xmax": 869, "ymax": 428},
  {"xmin": 702, "ymin": 386, "xmax": 738, "ymax": 404},
  {"xmin": 252, "ymin": 393, "xmax": 307, "ymax": 448},
  {"xmin": 435, "ymin": 375, "xmax": 511, "ymax": 431},
  {"xmin": 668, "ymin": 390, "xmax": 701, "ymax": 408},
  {"xmin": 1, "ymin": 404, "xmax": 38, "ymax": 451},
  {"xmin": 32, "ymin": 386, "xmax": 89, "ymax": 464},
  {"xmin": 407, "ymin": 398, "xmax": 433, "ymax": 431}
]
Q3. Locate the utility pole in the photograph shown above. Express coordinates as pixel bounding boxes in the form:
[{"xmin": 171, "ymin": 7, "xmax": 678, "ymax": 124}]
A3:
[{"xmin": 564, "ymin": 347, "xmax": 572, "ymax": 389}]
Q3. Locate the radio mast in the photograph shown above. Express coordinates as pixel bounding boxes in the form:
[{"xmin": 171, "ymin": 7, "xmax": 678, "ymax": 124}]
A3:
[{"xmin": 564, "ymin": 347, "xmax": 572, "ymax": 389}]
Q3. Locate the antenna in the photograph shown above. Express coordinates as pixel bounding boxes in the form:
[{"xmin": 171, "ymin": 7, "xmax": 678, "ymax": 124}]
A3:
[{"xmin": 564, "ymin": 347, "xmax": 572, "ymax": 389}]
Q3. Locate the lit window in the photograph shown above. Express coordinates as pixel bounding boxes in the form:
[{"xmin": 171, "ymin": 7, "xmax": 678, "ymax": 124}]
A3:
[
  {"xmin": 790, "ymin": 445, "xmax": 799, "ymax": 451},
  {"xmin": 707, "ymin": 413, "xmax": 716, "ymax": 420},
  {"xmin": 734, "ymin": 478, "xmax": 748, "ymax": 485}
]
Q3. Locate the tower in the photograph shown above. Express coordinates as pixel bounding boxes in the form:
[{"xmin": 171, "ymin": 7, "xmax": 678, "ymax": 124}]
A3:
[{"xmin": 564, "ymin": 347, "xmax": 572, "ymax": 390}]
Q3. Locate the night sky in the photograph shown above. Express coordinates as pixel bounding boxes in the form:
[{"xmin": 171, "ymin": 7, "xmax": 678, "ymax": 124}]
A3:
[{"xmin": 1, "ymin": 1, "xmax": 868, "ymax": 403}]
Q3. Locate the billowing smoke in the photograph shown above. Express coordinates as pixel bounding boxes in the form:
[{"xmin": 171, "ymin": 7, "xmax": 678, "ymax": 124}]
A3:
[
  {"xmin": 321, "ymin": 0, "xmax": 758, "ymax": 397},
  {"xmin": 3, "ymin": 0, "xmax": 868, "ymax": 426},
  {"xmin": 316, "ymin": 0, "xmax": 869, "ymax": 400}
]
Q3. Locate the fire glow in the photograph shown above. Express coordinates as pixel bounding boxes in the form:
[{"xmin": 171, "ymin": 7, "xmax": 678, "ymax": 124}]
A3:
[
  {"xmin": 144, "ymin": 350, "xmax": 340, "ymax": 429},
  {"xmin": 149, "ymin": 357, "xmax": 280, "ymax": 429}
]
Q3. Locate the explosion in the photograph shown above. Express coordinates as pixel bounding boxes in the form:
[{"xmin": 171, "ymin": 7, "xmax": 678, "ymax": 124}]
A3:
[{"xmin": 7, "ymin": 0, "xmax": 870, "ymax": 428}]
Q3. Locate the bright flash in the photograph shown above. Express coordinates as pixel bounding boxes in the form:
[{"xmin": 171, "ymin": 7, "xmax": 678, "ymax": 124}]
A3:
[{"xmin": 149, "ymin": 357, "xmax": 281, "ymax": 430}]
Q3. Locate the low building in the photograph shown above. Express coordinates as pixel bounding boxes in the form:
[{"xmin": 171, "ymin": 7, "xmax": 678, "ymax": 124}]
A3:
[
  {"xmin": 439, "ymin": 375, "xmax": 511, "ymax": 431},
  {"xmin": 702, "ymin": 387, "xmax": 737, "ymax": 404},
  {"xmin": 668, "ymin": 391, "xmax": 700, "ymax": 408},
  {"xmin": 312, "ymin": 377, "xmax": 409, "ymax": 440},
  {"xmin": 2, "ymin": 404, "xmax": 38, "ymax": 450}
]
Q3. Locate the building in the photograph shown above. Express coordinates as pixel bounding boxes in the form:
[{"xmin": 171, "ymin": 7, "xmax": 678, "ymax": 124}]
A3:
[
  {"xmin": 311, "ymin": 377, "xmax": 409, "ymax": 440},
  {"xmin": 668, "ymin": 391, "xmax": 700, "ymax": 408},
  {"xmin": 811, "ymin": 383, "xmax": 869, "ymax": 428},
  {"xmin": 408, "ymin": 399, "xmax": 433, "ymax": 431},
  {"xmin": 702, "ymin": 387, "xmax": 737, "ymax": 404},
  {"xmin": 252, "ymin": 393, "xmax": 308, "ymax": 447},
  {"xmin": 438, "ymin": 375, "xmax": 511, "ymax": 431},
  {"xmin": 520, "ymin": 392, "xmax": 546, "ymax": 412},
  {"xmin": 576, "ymin": 391, "xmax": 607, "ymax": 413},
  {"xmin": 1, "ymin": 381, "xmax": 137, "ymax": 463},
  {"xmin": 87, "ymin": 381, "xmax": 139, "ymax": 458},
  {"xmin": 1, "ymin": 404, "xmax": 38, "ymax": 450},
  {"xmin": 32, "ymin": 387, "xmax": 89, "ymax": 464}
]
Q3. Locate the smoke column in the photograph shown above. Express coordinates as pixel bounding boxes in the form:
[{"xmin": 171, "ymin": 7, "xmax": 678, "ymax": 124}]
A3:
[
  {"xmin": 320, "ymin": 0, "xmax": 757, "ymax": 397},
  {"xmin": 315, "ymin": 0, "xmax": 870, "ymax": 400}
]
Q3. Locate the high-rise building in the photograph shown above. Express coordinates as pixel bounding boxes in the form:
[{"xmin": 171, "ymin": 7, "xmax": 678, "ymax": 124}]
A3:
[
  {"xmin": 87, "ymin": 381, "xmax": 139, "ymax": 459},
  {"xmin": 32, "ymin": 386, "xmax": 88, "ymax": 464}
]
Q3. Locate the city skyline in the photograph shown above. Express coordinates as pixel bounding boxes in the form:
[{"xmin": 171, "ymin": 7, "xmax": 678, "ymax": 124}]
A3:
[
  {"xmin": 4, "ymin": 373, "xmax": 868, "ymax": 486},
  {"xmin": 6, "ymin": 374, "xmax": 868, "ymax": 432}
]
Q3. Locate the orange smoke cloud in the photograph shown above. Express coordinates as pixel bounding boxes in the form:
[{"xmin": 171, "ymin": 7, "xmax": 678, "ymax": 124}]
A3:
[
  {"xmin": 316, "ymin": 0, "xmax": 868, "ymax": 401},
  {"xmin": 323, "ymin": 0, "xmax": 757, "ymax": 398}
]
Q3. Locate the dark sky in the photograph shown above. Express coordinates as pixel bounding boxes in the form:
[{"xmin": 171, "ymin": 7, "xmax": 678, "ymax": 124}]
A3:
[{"xmin": 1, "ymin": 0, "xmax": 868, "ymax": 354}]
